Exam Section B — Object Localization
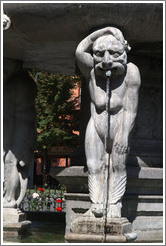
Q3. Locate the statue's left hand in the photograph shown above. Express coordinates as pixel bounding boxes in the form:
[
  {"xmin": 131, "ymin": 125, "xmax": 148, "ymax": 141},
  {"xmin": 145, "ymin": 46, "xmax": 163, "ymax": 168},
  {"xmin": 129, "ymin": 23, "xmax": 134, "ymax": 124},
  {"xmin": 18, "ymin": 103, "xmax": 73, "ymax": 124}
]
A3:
[{"xmin": 114, "ymin": 135, "xmax": 128, "ymax": 155}]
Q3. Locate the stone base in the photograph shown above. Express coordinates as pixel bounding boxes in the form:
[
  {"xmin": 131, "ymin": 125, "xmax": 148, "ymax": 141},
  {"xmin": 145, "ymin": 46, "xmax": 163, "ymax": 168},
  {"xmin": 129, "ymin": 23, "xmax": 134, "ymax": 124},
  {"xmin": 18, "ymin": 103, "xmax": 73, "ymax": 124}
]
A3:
[
  {"xmin": 3, "ymin": 208, "xmax": 31, "ymax": 237},
  {"xmin": 65, "ymin": 215, "xmax": 137, "ymax": 243}
]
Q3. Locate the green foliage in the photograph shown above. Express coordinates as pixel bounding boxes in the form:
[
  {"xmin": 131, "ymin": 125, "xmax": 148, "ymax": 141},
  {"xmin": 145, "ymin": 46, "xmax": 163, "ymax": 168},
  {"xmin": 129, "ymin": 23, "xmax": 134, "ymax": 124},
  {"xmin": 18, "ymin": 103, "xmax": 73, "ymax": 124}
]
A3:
[{"xmin": 28, "ymin": 70, "xmax": 80, "ymax": 152}]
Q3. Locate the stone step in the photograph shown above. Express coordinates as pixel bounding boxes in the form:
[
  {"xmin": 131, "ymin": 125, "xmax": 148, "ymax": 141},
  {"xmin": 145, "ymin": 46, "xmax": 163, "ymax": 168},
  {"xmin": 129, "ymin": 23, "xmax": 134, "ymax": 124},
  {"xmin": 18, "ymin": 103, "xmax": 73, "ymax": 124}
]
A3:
[
  {"xmin": 132, "ymin": 216, "xmax": 163, "ymax": 230},
  {"xmin": 135, "ymin": 229, "xmax": 163, "ymax": 243}
]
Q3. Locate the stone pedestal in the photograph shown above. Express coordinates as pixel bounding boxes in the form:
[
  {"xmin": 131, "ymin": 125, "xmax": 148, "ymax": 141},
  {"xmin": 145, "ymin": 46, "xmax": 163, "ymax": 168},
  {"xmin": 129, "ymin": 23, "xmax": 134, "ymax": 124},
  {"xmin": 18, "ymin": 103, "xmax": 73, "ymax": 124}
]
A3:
[
  {"xmin": 65, "ymin": 215, "xmax": 136, "ymax": 243},
  {"xmin": 51, "ymin": 166, "xmax": 163, "ymax": 243},
  {"xmin": 3, "ymin": 208, "xmax": 31, "ymax": 237}
]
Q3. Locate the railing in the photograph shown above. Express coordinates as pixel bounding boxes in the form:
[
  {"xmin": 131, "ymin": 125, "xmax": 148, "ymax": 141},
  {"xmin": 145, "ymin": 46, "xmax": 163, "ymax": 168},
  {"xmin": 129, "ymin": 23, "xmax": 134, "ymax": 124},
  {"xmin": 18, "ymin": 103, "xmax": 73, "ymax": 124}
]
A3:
[{"xmin": 20, "ymin": 185, "xmax": 65, "ymax": 212}]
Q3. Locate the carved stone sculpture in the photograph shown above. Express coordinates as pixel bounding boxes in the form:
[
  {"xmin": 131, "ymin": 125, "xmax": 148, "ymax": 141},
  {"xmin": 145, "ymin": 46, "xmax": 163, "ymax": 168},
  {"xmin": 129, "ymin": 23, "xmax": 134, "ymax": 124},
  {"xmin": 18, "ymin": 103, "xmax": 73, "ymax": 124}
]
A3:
[
  {"xmin": 3, "ymin": 59, "xmax": 37, "ymax": 208},
  {"xmin": 75, "ymin": 27, "xmax": 141, "ymax": 218},
  {"xmin": 3, "ymin": 11, "xmax": 11, "ymax": 30}
]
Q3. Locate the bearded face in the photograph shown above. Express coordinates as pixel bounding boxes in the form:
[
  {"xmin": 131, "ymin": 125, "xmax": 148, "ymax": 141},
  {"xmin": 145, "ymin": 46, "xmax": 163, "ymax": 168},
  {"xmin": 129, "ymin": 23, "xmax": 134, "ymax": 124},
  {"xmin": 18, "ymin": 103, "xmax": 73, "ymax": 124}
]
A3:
[{"xmin": 92, "ymin": 35, "xmax": 128, "ymax": 77}]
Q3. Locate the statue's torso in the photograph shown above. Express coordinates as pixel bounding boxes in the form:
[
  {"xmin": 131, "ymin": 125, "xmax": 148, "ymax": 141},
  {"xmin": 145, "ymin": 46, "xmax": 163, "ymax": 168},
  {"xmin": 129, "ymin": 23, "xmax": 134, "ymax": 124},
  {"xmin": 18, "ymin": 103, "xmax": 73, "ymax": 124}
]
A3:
[
  {"xmin": 89, "ymin": 69, "xmax": 128, "ymax": 141},
  {"xmin": 89, "ymin": 69, "xmax": 127, "ymax": 112}
]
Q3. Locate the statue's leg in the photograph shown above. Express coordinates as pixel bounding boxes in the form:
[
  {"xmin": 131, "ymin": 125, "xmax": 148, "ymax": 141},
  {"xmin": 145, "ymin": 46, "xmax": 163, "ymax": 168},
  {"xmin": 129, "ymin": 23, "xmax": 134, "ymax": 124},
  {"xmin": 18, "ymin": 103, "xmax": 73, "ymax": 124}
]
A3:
[
  {"xmin": 107, "ymin": 148, "xmax": 127, "ymax": 218},
  {"xmin": 85, "ymin": 117, "xmax": 105, "ymax": 217},
  {"xmin": 3, "ymin": 161, "xmax": 19, "ymax": 208},
  {"xmin": 16, "ymin": 165, "xmax": 29, "ymax": 207}
]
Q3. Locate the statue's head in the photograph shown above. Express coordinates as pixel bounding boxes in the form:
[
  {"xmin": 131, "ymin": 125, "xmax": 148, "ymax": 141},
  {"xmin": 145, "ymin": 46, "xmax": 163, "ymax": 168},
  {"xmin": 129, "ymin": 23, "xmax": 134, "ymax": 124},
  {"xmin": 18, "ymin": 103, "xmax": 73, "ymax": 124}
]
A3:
[{"xmin": 92, "ymin": 29, "xmax": 130, "ymax": 77}]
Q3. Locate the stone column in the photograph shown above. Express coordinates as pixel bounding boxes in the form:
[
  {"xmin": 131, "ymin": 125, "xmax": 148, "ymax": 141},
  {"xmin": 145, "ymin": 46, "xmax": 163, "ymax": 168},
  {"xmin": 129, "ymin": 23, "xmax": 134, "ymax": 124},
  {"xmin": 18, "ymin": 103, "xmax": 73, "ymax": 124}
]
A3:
[{"xmin": 3, "ymin": 58, "xmax": 37, "ymax": 236}]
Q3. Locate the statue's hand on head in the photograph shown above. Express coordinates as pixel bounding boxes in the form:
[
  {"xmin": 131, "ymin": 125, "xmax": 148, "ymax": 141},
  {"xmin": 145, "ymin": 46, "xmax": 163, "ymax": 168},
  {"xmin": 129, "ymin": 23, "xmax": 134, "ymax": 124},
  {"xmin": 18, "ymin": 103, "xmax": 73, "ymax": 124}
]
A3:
[
  {"xmin": 76, "ymin": 27, "xmax": 131, "ymax": 79},
  {"xmin": 89, "ymin": 27, "xmax": 130, "ymax": 48}
]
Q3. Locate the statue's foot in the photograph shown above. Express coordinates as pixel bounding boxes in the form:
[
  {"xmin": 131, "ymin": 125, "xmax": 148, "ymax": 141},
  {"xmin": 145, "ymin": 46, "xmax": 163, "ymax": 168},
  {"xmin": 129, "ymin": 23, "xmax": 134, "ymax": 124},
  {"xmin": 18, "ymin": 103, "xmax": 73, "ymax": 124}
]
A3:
[
  {"xmin": 91, "ymin": 203, "xmax": 104, "ymax": 218},
  {"xmin": 3, "ymin": 198, "xmax": 17, "ymax": 208},
  {"xmin": 107, "ymin": 203, "xmax": 121, "ymax": 218}
]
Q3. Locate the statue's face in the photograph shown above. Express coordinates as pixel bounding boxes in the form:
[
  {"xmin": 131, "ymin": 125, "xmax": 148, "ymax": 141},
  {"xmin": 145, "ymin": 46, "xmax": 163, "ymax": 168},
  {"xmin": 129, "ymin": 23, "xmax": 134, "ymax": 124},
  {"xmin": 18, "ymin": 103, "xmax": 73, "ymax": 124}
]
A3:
[{"xmin": 93, "ymin": 35, "xmax": 127, "ymax": 77}]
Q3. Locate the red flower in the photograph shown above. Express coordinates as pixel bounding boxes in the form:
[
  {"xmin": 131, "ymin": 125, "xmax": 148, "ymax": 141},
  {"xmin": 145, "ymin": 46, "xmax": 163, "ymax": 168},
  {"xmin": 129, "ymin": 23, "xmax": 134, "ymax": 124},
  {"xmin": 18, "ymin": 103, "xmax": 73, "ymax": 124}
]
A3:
[
  {"xmin": 38, "ymin": 188, "xmax": 44, "ymax": 192},
  {"xmin": 56, "ymin": 198, "xmax": 63, "ymax": 203},
  {"xmin": 56, "ymin": 207, "xmax": 62, "ymax": 212}
]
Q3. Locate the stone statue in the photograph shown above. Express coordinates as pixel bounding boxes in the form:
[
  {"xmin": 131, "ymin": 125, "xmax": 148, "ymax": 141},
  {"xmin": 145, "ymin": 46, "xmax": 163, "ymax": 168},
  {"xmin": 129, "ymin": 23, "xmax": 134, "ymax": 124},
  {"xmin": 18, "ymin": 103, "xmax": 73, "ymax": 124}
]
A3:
[
  {"xmin": 3, "ymin": 11, "xmax": 11, "ymax": 30},
  {"xmin": 3, "ymin": 59, "xmax": 37, "ymax": 208},
  {"xmin": 75, "ymin": 27, "xmax": 141, "ymax": 218}
]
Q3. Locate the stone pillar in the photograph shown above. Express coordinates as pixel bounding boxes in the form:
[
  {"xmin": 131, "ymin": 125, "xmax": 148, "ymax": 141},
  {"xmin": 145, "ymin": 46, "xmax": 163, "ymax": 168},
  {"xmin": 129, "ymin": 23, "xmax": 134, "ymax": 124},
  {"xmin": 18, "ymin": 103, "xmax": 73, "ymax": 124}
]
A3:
[{"xmin": 3, "ymin": 58, "xmax": 37, "ymax": 236}]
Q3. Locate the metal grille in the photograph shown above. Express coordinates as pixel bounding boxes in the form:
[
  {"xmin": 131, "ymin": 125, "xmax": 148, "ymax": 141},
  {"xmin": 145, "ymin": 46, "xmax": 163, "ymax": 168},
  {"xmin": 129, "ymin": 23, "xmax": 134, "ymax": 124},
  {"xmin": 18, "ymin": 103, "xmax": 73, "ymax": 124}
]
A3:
[{"xmin": 20, "ymin": 185, "xmax": 65, "ymax": 212}]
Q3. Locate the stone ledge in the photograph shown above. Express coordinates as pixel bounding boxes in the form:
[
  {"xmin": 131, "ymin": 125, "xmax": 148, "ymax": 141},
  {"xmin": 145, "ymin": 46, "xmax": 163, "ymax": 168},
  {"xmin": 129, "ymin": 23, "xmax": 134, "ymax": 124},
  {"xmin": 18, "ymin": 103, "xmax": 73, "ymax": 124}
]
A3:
[
  {"xmin": 65, "ymin": 193, "xmax": 163, "ymax": 205},
  {"xmin": 3, "ymin": 208, "xmax": 32, "ymax": 238},
  {"xmin": 135, "ymin": 229, "xmax": 163, "ymax": 243},
  {"xmin": 127, "ymin": 167, "xmax": 163, "ymax": 179},
  {"xmin": 71, "ymin": 216, "xmax": 132, "ymax": 234},
  {"xmin": 51, "ymin": 166, "xmax": 88, "ymax": 177},
  {"xmin": 3, "ymin": 220, "xmax": 31, "ymax": 230},
  {"xmin": 65, "ymin": 193, "xmax": 90, "ymax": 201},
  {"xmin": 51, "ymin": 166, "xmax": 163, "ymax": 179},
  {"xmin": 53, "ymin": 166, "xmax": 163, "ymax": 194},
  {"xmin": 3, "ymin": 220, "xmax": 31, "ymax": 237},
  {"xmin": 132, "ymin": 216, "xmax": 163, "ymax": 230},
  {"xmin": 65, "ymin": 193, "xmax": 163, "ymax": 219},
  {"xmin": 66, "ymin": 193, "xmax": 163, "ymax": 200},
  {"xmin": 65, "ymin": 233, "xmax": 127, "ymax": 243}
]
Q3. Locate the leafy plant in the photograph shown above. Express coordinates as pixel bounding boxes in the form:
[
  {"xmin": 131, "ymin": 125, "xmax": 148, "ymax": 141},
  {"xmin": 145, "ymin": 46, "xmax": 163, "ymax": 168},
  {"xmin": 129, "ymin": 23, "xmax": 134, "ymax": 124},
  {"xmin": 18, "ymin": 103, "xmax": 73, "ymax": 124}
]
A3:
[
  {"xmin": 28, "ymin": 70, "xmax": 81, "ymax": 153},
  {"xmin": 23, "ymin": 184, "xmax": 66, "ymax": 212}
]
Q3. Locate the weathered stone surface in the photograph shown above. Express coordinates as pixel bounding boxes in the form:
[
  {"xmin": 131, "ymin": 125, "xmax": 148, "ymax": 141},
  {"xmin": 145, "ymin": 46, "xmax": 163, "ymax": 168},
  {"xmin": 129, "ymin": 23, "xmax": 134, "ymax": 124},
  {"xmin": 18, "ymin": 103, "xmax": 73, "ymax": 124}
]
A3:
[
  {"xmin": 66, "ymin": 215, "xmax": 136, "ymax": 243},
  {"xmin": 51, "ymin": 166, "xmax": 163, "ymax": 194},
  {"xmin": 132, "ymin": 216, "xmax": 163, "ymax": 231},
  {"xmin": 72, "ymin": 217, "xmax": 132, "ymax": 235},
  {"xmin": 135, "ymin": 230, "xmax": 163, "ymax": 243},
  {"xmin": 65, "ymin": 233, "xmax": 127, "ymax": 243},
  {"xmin": 62, "ymin": 165, "xmax": 163, "ymax": 242},
  {"xmin": 64, "ymin": 192, "xmax": 163, "ymax": 242},
  {"xmin": 3, "ymin": 3, "xmax": 162, "ymax": 74},
  {"xmin": 3, "ymin": 208, "xmax": 31, "ymax": 237},
  {"xmin": 51, "ymin": 166, "xmax": 163, "ymax": 179}
]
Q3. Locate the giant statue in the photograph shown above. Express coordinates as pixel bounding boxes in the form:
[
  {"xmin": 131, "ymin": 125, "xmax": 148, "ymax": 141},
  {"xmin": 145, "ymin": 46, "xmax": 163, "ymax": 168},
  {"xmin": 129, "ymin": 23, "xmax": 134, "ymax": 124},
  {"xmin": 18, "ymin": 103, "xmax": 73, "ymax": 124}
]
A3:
[
  {"xmin": 75, "ymin": 27, "xmax": 141, "ymax": 218},
  {"xmin": 3, "ymin": 59, "xmax": 37, "ymax": 208}
]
